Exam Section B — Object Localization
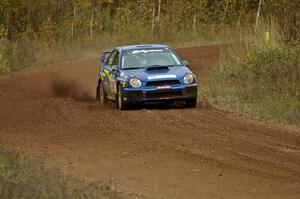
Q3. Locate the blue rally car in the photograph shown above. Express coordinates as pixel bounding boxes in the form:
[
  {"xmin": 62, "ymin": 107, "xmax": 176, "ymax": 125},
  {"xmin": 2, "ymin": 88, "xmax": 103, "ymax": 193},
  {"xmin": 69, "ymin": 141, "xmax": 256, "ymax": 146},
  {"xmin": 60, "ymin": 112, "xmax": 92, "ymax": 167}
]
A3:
[{"xmin": 96, "ymin": 44, "xmax": 198, "ymax": 110}]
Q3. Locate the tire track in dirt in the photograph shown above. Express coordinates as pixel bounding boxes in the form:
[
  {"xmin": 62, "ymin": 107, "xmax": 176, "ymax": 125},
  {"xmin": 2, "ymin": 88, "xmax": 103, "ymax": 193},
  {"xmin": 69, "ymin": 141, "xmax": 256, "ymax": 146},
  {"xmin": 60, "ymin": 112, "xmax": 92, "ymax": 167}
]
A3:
[{"xmin": 0, "ymin": 44, "xmax": 300, "ymax": 199}]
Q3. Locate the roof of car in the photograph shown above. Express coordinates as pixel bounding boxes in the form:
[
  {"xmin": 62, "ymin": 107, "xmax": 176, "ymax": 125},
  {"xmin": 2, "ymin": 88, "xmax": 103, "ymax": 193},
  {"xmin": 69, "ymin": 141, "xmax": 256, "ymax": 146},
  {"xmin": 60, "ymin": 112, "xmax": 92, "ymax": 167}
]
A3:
[{"xmin": 116, "ymin": 44, "xmax": 170, "ymax": 52}]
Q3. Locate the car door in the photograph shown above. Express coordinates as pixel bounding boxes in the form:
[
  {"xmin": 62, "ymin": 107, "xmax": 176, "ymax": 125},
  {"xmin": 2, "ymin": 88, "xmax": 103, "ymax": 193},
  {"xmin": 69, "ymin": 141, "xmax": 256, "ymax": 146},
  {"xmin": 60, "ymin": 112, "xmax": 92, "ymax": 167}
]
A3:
[
  {"xmin": 102, "ymin": 51, "xmax": 117, "ymax": 96},
  {"xmin": 109, "ymin": 51, "xmax": 119, "ymax": 96}
]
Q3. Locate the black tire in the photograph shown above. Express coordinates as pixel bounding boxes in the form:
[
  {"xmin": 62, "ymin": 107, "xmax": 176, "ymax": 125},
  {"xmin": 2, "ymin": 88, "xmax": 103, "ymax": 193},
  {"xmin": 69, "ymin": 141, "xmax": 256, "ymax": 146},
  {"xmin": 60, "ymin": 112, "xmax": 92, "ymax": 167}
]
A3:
[
  {"xmin": 117, "ymin": 85, "xmax": 128, "ymax": 110},
  {"xmin": 185, "ymin": 98, "xmax": 197, "ymax": 108},
  {"xmin": 96, "ymin": 82, "xmax": 106, "ymax": 105},
  {"xmin": 96, "ymin": 85, "xmax": 100, "ymax": 100}
]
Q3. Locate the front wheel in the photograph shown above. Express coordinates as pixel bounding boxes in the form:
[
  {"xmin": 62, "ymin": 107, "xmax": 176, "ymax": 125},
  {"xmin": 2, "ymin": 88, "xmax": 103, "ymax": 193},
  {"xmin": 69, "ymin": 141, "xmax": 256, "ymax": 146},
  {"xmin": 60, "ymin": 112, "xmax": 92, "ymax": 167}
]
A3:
[
  {"xmin": 96, "ymin": 82, "xmax": 106, "ymax": 105},
  {"xmin": 185, "ymin": 98, "xmax": 197, "ymax": 108},
  {"xmin": 117, "ymin": 85, "xmax": 128, "ymax": 110}
]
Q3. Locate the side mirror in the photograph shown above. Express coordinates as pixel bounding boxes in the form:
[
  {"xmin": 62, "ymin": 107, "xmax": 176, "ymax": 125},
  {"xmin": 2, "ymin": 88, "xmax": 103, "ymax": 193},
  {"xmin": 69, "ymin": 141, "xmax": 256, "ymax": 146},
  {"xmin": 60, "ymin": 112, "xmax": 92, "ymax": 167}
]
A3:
[
  {"xmin": 101, "ymin": 50, "xmax": 112, "ymax": 64},
  {"xmin": 112, "ymin": 65, "xmax": 118, "ymax": 72},
  {"xmin": 182, "ymin": 60, "xmax": 189, "ymax": 67}
]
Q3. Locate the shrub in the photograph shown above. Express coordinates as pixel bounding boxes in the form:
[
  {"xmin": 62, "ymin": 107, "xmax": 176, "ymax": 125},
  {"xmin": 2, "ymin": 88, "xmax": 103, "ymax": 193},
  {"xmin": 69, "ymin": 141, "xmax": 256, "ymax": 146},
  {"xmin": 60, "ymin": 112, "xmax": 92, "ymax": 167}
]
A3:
[
  {"xmin": 0, "ymin": 146, "xmax": 122, "ymax": 199},
  {"xmin": 204, "ymin": 44, "xmax": 300, "ymax": 125}
]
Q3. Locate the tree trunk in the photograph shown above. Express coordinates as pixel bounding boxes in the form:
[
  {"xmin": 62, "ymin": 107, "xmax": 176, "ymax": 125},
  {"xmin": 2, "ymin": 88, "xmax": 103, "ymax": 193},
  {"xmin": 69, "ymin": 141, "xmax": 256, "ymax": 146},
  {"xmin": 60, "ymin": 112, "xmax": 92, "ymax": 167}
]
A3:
[
  {"xmin": 222, "ymin": 0, "xmax": 229, "ymax": 24},
  {"xmin": 151, "ymin": 3, "xmax": 156, "ymax": 37},
  {"xmin": 72, "ymin": 0, "xmax": 76, "ymax": 41},
  {"xmin": 255, "ymin": 0, "xmax": 262, "ymax": 32},
  {"xmin": 156, "ymin": 0, "xmax": 161, "ymax": 37},
  {"xmin": 6, "ymin": 6, "xmax": 11, "ymax": 41},
  {"xmin": 26, "ymin": 8, "xmax": 31, "ymax": 39},
  {"xmin": 193, "ymin": 12, "xmax": 197, "ymax": 33},
  {"xmin": 157, "ymin": 0, "xmax": 161, "ymax": 21},
  {"xmin": 90, "ymin": 5, "xmax": 94, "ymax": 40}
]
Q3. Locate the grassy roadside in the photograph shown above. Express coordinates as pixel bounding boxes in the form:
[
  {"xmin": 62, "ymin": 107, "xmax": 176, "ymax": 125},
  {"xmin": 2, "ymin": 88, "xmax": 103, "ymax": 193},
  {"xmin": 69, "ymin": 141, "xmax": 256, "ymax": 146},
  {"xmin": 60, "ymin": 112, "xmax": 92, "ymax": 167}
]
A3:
[
  {"xmin": 203, "ymin": 40, "xmax": 300, "ymax": 126},
  {"xmin": 0, "ymin": 145, "xmax": 122, "ymax": 199},
  {"xmin": 0, "ymin": 26, "xmax": 241, "ymax": 76}
]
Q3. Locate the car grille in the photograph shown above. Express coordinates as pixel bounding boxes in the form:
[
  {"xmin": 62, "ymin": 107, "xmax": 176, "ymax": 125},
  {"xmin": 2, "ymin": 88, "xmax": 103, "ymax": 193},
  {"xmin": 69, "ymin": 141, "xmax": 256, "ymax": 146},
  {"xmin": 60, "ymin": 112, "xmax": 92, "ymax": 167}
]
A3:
[
  {"xmin": 146, "ymin": 80, "xmax": 180, "ymax": 87},
  {"xmin": 146, "ymin": 91, "xmax": 182, "ymax": 99}
]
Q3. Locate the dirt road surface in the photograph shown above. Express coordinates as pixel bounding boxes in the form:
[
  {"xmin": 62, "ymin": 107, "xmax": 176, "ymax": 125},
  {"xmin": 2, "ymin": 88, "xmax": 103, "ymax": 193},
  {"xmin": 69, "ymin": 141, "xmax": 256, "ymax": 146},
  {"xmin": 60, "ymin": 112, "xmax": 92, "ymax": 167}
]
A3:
[{"xmin": 1, "ymin": 45, "xmax": 300, "ymax": 199}]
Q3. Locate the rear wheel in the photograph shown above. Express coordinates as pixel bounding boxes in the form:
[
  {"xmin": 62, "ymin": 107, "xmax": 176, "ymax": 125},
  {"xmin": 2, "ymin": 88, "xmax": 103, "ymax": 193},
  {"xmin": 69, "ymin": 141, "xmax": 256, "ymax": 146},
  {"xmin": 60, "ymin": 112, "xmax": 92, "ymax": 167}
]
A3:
[
  {"xmin": 117, "ymin": 85, "xmax": 128, "ymax": 110},
  {"xmin": 185, "ymin": 98, "xmax": 197, "ymax": 108}
]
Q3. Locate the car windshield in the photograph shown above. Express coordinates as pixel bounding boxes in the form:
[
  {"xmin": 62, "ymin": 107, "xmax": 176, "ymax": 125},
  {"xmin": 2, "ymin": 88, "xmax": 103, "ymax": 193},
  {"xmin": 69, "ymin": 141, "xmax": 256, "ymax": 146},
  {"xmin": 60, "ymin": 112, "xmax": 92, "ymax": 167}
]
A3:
[{"xmin": 121, "ymin": 48, "xmax": 182, "ymax": 70}]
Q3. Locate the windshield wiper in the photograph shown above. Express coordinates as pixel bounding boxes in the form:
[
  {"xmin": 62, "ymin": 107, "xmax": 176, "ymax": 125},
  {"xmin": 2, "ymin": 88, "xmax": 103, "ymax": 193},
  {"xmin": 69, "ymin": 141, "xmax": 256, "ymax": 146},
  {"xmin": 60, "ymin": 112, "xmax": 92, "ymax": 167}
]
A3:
[
  {"xmin": 145, "ymin": 65, "xmax": 164, "ymax": 67},
  {"xmin": 164, "ymin": 65, "xmax": 181, "ymax": 67},
  {"xmin": 145, "ymin": 65, "xmax": 180, "ymax": 68},
  {"xmin": 122, "ymin": 67, "xmax": 143, "ymax": 70}
]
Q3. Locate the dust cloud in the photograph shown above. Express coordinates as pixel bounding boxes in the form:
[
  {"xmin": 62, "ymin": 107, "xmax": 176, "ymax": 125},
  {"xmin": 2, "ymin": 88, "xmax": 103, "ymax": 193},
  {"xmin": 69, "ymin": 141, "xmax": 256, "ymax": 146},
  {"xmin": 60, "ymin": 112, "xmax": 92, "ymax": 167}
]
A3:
[{"xmin": 51, "ymin": 75, "xmax": 94, "ymax": 102}]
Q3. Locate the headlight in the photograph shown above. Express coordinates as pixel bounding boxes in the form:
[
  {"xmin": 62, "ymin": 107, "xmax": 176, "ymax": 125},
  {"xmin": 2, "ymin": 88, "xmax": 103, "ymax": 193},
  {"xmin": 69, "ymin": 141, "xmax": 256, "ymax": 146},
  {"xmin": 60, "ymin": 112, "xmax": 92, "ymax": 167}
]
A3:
[
  {"xmin": 183, "ymin": 74, "xmax": 194, "ymax": 85},
  {"xmin": 129, "ymin": 77, "xmax": 142, "ymax": 88}
]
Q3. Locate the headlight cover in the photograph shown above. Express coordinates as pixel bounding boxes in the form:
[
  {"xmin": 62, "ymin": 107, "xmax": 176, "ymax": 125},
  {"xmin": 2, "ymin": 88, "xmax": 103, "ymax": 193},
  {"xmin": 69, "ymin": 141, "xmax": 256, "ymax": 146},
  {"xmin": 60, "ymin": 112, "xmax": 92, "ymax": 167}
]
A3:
[
  {"xmin": 129, "ymin": 77, "xmax": 142, "ymax": 88},
  {"xmin": 183, "ymin": 74, "xmax": 194, "ymax": 85}
]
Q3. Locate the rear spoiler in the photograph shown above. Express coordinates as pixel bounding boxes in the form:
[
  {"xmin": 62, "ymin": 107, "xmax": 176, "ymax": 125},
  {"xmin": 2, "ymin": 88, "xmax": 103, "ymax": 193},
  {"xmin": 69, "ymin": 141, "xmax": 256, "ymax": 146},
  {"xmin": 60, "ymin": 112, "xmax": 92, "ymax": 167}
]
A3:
[{"xmin": 101, "ymin": 50, "xmax": 112, "ymax": 63}]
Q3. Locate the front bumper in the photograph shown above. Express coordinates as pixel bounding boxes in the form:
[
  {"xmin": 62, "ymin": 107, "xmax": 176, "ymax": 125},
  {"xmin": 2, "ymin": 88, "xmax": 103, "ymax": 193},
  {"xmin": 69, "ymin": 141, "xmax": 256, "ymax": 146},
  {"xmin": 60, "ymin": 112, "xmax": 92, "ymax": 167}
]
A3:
[{"xmin": 122, "ymin": 84, "xmax": 198, "ymax": 103}]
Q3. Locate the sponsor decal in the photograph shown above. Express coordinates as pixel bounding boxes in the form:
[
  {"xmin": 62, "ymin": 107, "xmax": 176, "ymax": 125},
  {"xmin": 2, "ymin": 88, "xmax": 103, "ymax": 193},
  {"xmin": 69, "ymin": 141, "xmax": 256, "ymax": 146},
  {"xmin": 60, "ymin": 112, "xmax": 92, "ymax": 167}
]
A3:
[
  {"xmin": 148, "ymin": 74, "xmax": 177, "ymax": 80},
  {"xmin": 132, "ymin": 49, "xmax": 163, "ymax": 54}
]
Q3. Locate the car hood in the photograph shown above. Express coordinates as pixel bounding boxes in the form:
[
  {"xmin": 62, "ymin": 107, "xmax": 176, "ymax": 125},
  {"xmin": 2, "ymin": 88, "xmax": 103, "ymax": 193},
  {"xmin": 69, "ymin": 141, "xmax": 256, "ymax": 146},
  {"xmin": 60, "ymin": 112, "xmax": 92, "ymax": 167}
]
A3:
[{"xmin": 120, "ymin": 65, "xmax": 193, "ymax": 82}]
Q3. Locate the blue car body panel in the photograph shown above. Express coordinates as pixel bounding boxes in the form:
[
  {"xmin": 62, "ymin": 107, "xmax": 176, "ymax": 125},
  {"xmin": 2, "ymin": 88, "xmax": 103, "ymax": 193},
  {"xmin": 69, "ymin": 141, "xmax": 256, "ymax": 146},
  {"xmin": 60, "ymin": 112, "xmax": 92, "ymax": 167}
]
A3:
[{"xmin": 98, "ymin": 44, "xmax": 198, "ymax": 103}]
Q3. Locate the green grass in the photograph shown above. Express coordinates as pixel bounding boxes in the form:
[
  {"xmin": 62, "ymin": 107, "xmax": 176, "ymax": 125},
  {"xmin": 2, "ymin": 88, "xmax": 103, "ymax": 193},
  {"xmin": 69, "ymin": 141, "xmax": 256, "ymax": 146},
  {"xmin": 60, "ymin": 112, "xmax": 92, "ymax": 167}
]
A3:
[
  {"xmin": 203, "ymin": 44, "xmax": 300, "ymax": 125},
  {"xmin": 0, "ymin": 145, "xmax": 122, "ymax": 199}
]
